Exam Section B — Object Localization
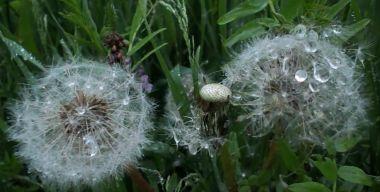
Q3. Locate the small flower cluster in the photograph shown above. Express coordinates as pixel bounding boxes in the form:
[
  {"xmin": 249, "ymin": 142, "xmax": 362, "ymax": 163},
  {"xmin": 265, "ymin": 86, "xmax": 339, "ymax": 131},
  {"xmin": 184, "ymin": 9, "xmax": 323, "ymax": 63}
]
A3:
[
  {"xmin": 8, "ymin": 59, "xmax": 154, "ymax": 188},
  {"xmin": 223, "ymin": 25, "xmax": 367, "ymax": 144},
  {"xmin": 104, "ymin": 32, "xmax": 153, "ymax": 93}
]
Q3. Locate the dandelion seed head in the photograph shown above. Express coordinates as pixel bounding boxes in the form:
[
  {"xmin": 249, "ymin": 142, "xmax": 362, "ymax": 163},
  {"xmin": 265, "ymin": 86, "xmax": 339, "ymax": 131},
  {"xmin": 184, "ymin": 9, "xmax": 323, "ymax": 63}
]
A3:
[
  {"xmin": 8, "ymin": 60, "xmax": 154, "ymax": 188},
  {"xmin": 223, "ymin": 25, "xmax": 368, "ymax": 144},
  {"xmin": 164, "ymin": 72, "xmax": 223, "ymax": 154}
]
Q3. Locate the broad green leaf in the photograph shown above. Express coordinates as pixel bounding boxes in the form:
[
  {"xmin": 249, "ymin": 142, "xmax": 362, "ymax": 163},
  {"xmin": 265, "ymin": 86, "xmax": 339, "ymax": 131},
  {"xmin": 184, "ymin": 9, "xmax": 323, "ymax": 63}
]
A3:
[
  {"xmin": 128, "ymin": 28, "xmax": 166, "ymax": 56},
  {"xmin": 280, "ymin": 0, "xmax": 304, "ymax": 21},
  {"xmin": 334, "ymin": 135, "xmax": 361, "ymax": 152},
  {"xmin": 338, "ymin": 166, "xmax": 373, "ymax": 186},
  {"xmin": 217, "ymin": 0, "xmax": 268, "ymax": 25},
  {"xmin": 277, "ymin": 139, "xmax": 299, "ymax": 171},
  {"xmin": 339, "ymin": 19, "xmax": 370, "ymax": 42},
  {"xmin": 224, "ymin": 22, "xmax": 266, "ymax": 47},
  {"xmin": 288, "ymin": 182, "xmax": 331, "ymax": 192},
  {"xmin": 324, "ymin": 0, "xmax": 351, "ymax": 20},
  {"xmin": 313, "ymin": 158, "xmax": 337, "ymax": 181}
]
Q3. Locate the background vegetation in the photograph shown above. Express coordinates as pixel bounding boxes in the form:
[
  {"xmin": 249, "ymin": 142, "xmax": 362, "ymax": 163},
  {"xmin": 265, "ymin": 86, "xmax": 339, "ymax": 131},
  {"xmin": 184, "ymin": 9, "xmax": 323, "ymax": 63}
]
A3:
[{"xmin": 0, "ymin": 0, "xmax": 379, "ymax": 191}]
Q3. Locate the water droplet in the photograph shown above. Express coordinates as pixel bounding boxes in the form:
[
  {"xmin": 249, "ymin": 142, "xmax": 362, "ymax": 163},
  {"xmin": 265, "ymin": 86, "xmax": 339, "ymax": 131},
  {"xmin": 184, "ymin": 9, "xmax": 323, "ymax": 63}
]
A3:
[
  {"xmin": 76, "ymin": 107, "xmax": 86, "ymax": 115},
  {"xmin": 304, "ymin": 41, "xmax": 318, "ymax": 53},
  {"xmin": 122, "ymin": 97, "xmax": 130, "ymax": 105},
  {"xmin": 293, "ymin": 25, "xmax": 307, "ymax": 39},
  {"xmin": 67, "ymin": 82, "xmax": 75, "ymax": 87},
  {"xmin": 281, "ymin": 57, "xmax": 289, "ymax": 75},
  {"xmin": 241, "ymin": 173, "xmax": 246, "ymax": 178},
  {"xmin": 313, "ymin": 63, "xmax": 330, "ymax": 83},
  {"xmin": 308, "ymin": 82, "xmax": 319, "ymax": 92},
  {"xmin": 188, "ymin": 144, "xmax": 198, "ymax": 155},
  {"xmin": 172, "ymin": 131, "xmax": 179, "ymax": 146},
  {"xmin": 83, "ymin": 135, "xmax": 99, "ymax": 157},
  {"xmin": 308, "ymin": 30, "xmax": 319, "ymax": 41},
  {"xmin": 326, "ymin": 57, "xmax": 341, "ymax": 69},
  {"xmin": 295, "ymin": 70, "xmax": 308, "ymax": 82},
  {"xmin": 332, "ymin": 28, "xmax": 341, "ymax": 35},
  {"xmin": 232, "ymin": 94, "xmax": 242, "ymax": 101}
]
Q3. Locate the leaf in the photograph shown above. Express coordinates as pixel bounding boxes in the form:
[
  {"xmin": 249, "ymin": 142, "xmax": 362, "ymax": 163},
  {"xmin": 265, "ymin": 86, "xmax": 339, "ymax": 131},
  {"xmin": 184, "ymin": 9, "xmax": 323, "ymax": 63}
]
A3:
[
  {"xmin": 219, "ymin": 134, "xmax": 239, "ymax": 192},
  {"xmin": 280, "ymin": 0, "xmax": 304, "ymax": 21},
  {"xmin": 277, "ymin": 139, "xmax": 299, "ymax": 171},
  {"xmin": 217, "ymin": 0, "xmax": 268, "ymax": 25},
  {"xmin": 255, "ymin": 18, "xmax": 280, "ymax": 28},
  {"xmin": 165, "ymin": 174, "xmax": 178, "ymax": 192},
  {"xmin": 338, "ymin": 19, "xmax": 370, "ymax": 42},
  {"xmin": 313, "ymin": 157, "xmax": 337, "ymax": 181},
  {"xmin": 132, "ymin": 43, "xmax": 168, "ymax": 70},
  {"xmin": 288, "ymin": 182, "xmax": 331, "ymax": 192},
  {"xmin": 129, "ymin": 0, "xmax": 147, "ymax": 44},
  {"xmin": 338, "ymin": 166, "xmax": 373, "ymax": 186},
  {"xmin": 324, "ymin": 0, "xmax": 351, "ymax": 20},
  {"xmin": 224, "ymin": 22, "xmax": 266, "ymax": 47},
  {"xmin": 0, "ymin": 31, "xmax": 45, "ymax": 72},
  {"xmin": 128, "ymin": 28, "xmax": 166, "ymax": 56},
  {"xmin": 334, "ymin": 135, "xmax": 361, "ymax": 152}
]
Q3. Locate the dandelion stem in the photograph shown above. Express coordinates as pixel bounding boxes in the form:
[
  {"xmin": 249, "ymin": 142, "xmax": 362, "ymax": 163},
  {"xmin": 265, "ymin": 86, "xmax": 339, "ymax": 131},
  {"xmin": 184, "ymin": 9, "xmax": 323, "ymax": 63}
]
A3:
[{"xmin": 126, "ymin": 165, "xmax": 154, "ymax": 192}]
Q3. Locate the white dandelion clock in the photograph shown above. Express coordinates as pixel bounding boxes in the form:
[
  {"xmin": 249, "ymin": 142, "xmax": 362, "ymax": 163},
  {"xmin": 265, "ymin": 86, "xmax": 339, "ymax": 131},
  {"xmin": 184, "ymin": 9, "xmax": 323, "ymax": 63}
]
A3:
[
  {"xmin": 165, "ymin": 72, "xmax": 228, "ymax": 155},
  {"xmin": 8, "ymin": 60, "xmax": 154, "ymax": 188},
  {"xmin": 223, "ymin": 25, "xmax": 367, "ymax": 144}
]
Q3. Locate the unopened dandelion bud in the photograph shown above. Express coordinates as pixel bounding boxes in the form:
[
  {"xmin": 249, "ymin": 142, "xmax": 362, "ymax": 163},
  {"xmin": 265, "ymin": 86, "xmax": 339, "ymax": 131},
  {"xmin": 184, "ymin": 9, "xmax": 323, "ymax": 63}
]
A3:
[{"xmin": 199, "ymin": 83, "xmax": 231, "ymax": 102}]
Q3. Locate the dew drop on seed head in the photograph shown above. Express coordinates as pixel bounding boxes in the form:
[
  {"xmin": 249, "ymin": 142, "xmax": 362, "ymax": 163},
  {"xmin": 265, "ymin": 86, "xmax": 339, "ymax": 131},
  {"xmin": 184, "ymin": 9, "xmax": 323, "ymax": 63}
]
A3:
[
  {"xmin": 67, "ymin": 82, "xmax": 75, "ymax": 87},
  {"xmin": 327, "ymin": 57, "xmax": 340, "ymax": 69},
  {"xmin": 122, "ymin": 97, "xmax": 130, "ymax": 105},
  {"xmin": 308, "ymin": 30, "xmax": 319, "ymax": 41},
  {"xmin": 232, "ymin": 94, "xmax": 242, "ymax": 101},
  {"xmin": 281, "ymin": 57, "xmax": 289, "ymax": 75},
  {"xmin": 76, "ymin": 107, "xmax": 86, "ymax": 115},
  {"xmin": 309, "ymin": 82, "xmax": 319, "ymax": 92},
  {"xmin": 83, "ymin": 135, "xmax": 99, "ymax": 157},
  {"xmin": 313, "ymin": 64, "xmax": 330, "ymax": 83},
  {"xmin": 293, "ymin": 25, "xmax": 307, "ymax": 39},
  {"xmin": 305, "ymin": 41, "xmax": 318, "ymax": 53},
  {"xmin": 295, "ymin": 70, "xmax": 308, "ymax": 82},
  {"xmin": 188, "ymin": 144, "xmax": 198, "ymax": 155}
]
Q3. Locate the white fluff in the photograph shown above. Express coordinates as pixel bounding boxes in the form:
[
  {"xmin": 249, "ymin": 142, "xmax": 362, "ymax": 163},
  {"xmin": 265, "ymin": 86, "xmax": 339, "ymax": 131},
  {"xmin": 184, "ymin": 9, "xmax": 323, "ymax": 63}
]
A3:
[
  {"xmin": 8, "ymin": 59, "xmax": 154, "ymax": 188},
  {"xmin": 223, "ymin": 25, "xmax": 368, "ymax": 144}
]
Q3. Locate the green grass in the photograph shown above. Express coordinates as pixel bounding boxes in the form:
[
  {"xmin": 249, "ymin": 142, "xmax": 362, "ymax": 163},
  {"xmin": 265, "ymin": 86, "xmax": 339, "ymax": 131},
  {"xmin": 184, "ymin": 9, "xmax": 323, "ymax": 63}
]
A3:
[{"xmin": 0, "ymin": 0, "xmax": 379, "ymax": 191}]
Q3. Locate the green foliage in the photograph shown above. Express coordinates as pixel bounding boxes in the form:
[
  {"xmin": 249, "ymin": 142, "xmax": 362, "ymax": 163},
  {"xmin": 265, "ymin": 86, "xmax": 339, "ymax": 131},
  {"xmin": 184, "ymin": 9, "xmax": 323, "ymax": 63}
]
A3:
[{"xmin": 0, "ymin": 0, "xmax": 379, "ymax": 191}]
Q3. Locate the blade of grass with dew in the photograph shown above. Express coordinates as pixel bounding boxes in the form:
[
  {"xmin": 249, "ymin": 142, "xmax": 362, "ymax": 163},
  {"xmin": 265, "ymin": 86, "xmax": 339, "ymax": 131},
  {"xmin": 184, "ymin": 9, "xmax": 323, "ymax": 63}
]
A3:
[
  {"xmin": 0, "ymin": 31, "xmax": 45, "ymax": 72},
  {"xmin": 217, "ymin": 0, "xmax": 268, "ymax": 25},
  {"xmin": 128, "ymin": 28, "xmax": 166, "ymax": 56}
]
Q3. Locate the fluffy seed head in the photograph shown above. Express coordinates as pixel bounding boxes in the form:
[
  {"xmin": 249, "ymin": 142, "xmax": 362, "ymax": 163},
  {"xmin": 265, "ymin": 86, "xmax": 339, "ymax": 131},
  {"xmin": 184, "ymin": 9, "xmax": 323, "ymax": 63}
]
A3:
[
  {"xmin": 165, "ymin": 73, "xmax": 224, "ymax": 155},
  {"xmin": 223, "ymin": 25, "xmax": 367, "ymax": 144},
  {"xmin": 8, "ymin": 60, "xmax": 153, "ymax": 188},
  {"xmin": 200, "ymin": 83, "xmax": 231, "ymax": 102}
]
